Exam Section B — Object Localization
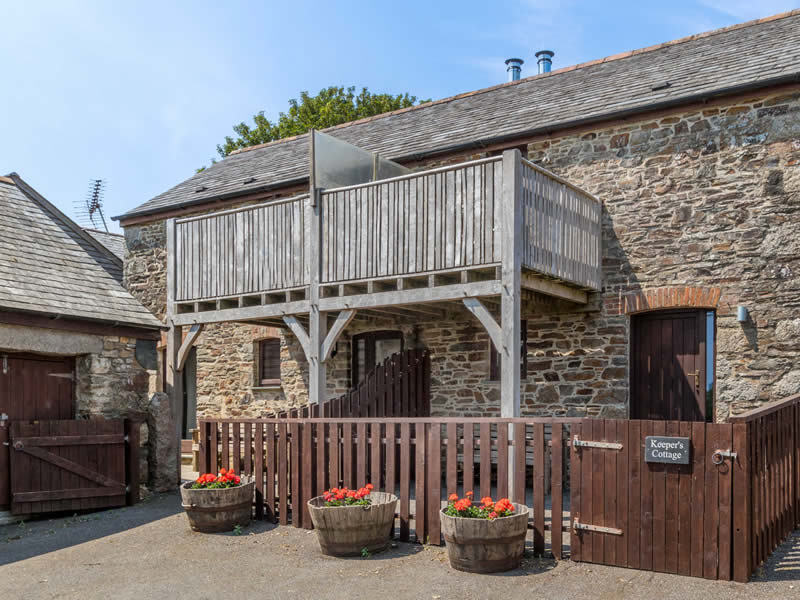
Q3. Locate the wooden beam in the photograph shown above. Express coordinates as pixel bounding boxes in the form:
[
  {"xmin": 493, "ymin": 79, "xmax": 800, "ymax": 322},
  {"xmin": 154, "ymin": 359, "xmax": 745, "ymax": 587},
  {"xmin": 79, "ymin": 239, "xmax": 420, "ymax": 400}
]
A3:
[
  {"xmin": 500, "ymin": 149, "xmax": 522, "ymax": 420},
  {"xmin": 462, "ymin": 298, "xmax": 503, "ymax": 351},
  {"xmin": 166, "ymin": 321, "xmax": 183, "ymax": 484},
  {"xmin": 172, "ymin": 300, "xmax": 310, "ymax": 326},
  {"xmin": 0, "ymin": 310, "xmax": 161, "ymax": 340},
  {"xmin": 176, "ymin": 324, "xmax": 203, "ymax": 371},
  {"xmin": 321, "ymin": 310, "xmax": 356, "ymax": 362},
  {"xmin": 319, "ymin": 280, "xmax": 501, "ymax": 312},
  {"xmin": 282, "ymin": 315, "xmax": 311, "ymax": 358},
  {"xmin": 520, "ymin": 271, "xmax": 587, "ymax": 304}
]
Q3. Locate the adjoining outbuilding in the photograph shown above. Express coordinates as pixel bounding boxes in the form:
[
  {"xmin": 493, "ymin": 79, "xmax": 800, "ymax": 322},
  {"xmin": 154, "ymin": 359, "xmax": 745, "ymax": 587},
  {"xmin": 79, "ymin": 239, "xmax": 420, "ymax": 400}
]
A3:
[{"xmin": 0, "ymin": 174, "xmax": 172, "ymax": 520}]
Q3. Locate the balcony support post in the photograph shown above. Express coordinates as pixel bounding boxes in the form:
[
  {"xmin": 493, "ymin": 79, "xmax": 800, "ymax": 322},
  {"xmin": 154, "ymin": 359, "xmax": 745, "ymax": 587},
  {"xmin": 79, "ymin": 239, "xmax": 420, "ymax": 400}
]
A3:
[
  {"xmin": 307, "ymin": 130, "xmax": 326, "ymax": 405},
  {"xmin": 501, "ymin": 149, "xmax": 523, "ymax": 499}
]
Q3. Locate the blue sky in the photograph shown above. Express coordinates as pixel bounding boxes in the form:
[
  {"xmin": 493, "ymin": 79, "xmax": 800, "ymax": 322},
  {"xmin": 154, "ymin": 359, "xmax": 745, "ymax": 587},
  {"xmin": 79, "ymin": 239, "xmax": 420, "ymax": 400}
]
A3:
[{"xmin": 1, "ymin": 0, "xmax": 795, "ymax": 232}]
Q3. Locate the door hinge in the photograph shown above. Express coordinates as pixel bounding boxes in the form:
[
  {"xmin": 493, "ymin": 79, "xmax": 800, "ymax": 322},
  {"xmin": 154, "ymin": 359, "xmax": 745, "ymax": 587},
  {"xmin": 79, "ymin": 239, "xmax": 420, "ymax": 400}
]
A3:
[
  {"xmin": 48, "ymin": 372, "xmax": 75, "ymax": 381},
  {"xmin": 573, "ymin": 518, "xmax": 623, "ymax": 536},
  {"xmin": 573, "ymin": 436, "xmax": 623, "ymax": 450}
]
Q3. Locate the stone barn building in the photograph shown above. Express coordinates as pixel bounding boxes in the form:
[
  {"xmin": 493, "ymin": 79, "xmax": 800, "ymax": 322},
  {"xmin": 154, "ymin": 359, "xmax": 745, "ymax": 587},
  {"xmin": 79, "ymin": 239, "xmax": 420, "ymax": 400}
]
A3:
[
  {"xmin": 0, "ymin": 174, "xmax": 172, "ymax": 509},
  {"xmin": 115, "ymin": 12, "xmax": 800, "ymax": 441}
]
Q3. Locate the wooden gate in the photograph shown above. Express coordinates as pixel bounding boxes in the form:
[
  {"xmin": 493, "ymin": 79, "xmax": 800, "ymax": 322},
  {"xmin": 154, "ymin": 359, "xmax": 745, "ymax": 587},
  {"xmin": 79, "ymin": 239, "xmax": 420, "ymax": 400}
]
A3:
[
  {"xmin": 9, "ymin": 419, "xmax": 139, "ymax": 515},
  {"xmin": 570, "ymin": 418, "xmax": 749, "ymax": 581}
]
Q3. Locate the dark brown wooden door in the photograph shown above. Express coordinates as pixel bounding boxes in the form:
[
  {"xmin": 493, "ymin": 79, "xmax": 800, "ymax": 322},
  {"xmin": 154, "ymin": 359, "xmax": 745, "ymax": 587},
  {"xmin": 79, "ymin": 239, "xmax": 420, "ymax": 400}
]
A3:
[
  {"xmin": 631, "ymin": 310, "xmax": 707, "ymax": 421},
  {"xmin": 0, "ymin": 353, "xmax": 75, "ymax": 509}
]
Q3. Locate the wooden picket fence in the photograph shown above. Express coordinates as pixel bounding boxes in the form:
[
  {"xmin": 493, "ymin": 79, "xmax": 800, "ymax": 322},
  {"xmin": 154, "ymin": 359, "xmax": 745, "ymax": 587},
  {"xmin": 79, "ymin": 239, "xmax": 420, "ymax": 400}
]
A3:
[
  {"xmin": 730, "ymin": 393, "xmax": 800, "ymax": 577},
  {"xmin": 271, "ymin": 349, "xmax": 431, "ymax": 419},
  {"xmin": 198, "ymin": 403, "xmax": 800, "ymax": 583}
]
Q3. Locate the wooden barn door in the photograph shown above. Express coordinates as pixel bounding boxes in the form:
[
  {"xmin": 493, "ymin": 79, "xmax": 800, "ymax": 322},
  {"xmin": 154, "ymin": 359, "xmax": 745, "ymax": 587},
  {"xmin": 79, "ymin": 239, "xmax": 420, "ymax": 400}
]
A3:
[
  {"xmin": 631, "ymin": 310, "xmax": 707, "ymax": 421},
  {"xmin": 570, "ymin": 419, "xmax": 749, "ymax": 581},
  {"xmin": 0, "ymin": 353, "xmax": 75, "ymax": 510},
  {"xmin": 9, "ymin": 419, "xmax": 128, "ymax": 515}
]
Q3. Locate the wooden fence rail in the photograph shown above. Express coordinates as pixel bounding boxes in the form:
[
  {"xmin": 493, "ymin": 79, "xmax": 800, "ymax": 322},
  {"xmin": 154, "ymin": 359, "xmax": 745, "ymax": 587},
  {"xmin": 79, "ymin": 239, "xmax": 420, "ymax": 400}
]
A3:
[{"xmin": 731, "ymin": 393, "xmax": 800, "ymax": 576}]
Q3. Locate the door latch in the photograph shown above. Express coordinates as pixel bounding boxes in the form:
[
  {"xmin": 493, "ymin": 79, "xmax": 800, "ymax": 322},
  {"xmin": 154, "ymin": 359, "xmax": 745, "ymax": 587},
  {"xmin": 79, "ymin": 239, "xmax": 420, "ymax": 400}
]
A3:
[{"xmin": 711, "ymin": 449, "xmax": 737, "ymax": 465}]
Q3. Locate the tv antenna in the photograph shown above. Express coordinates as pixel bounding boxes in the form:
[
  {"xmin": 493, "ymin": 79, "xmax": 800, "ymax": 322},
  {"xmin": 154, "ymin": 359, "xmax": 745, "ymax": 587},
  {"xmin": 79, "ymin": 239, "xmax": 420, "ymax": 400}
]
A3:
[{"xmin": 75, "ymin": 179, "xmax": 109, "ymax": 232}]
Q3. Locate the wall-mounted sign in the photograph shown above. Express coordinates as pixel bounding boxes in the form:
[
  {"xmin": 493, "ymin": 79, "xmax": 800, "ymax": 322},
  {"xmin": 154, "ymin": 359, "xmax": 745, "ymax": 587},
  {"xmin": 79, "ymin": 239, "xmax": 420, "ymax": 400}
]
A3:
[{"xmin": 645, "ymin": 436, "xmax": 690, "ymax": 465}]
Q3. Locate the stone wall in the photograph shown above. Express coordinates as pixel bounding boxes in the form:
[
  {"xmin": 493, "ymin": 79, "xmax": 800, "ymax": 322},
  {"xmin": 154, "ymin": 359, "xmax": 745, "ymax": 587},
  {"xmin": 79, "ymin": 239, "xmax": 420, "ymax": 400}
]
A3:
[{"xmin": 121, "ymin": 86, "xmax": 800, "ymax": 422}]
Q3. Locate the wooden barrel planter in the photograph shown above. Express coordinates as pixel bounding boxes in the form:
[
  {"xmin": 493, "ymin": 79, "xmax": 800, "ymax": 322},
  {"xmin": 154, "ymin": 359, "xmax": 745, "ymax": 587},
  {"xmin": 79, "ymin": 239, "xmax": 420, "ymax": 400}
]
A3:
[
  {"xmin": 307, "ymin": 492, "xmax": 397, "ymax": 557},
  {"xmin": 180, "ymin": 478, "xmax": 254, "ymax": 533},
  {"xmin": 440, "ymin": 502, "xmax": 529, "ymax": 573}
]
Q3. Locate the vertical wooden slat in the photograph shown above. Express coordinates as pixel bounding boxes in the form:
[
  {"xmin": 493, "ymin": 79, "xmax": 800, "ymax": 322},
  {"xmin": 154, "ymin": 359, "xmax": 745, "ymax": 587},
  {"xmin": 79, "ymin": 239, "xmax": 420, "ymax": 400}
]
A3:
[
  {"xmin": 329, "ymin": 422, "xmax": 340, "ymax": 490},
  {"xmin": 232, "ymin": 422, "xmax": 241, "ymax": 475},
  {"xmin": 551, "ymin": 422, "xmax": 563, "ymax": 560},
  {"xmin": 677, "ymin": 421, "xmax": 692, "ymax": 577},
  {"xmin": 400, "ymin": 422, "xmax": 411, "ymax": 541},
  {"xmin": 385, "ymin": 422, "xmax": 396, "ymax": 497},
  {"xmin": 651, "ymin": 420, "xmax": 667, "ymax": 573},
  {"xmin": 533, "ymin": 422, "xmax": 546, "ymax": 557},
  {"xmin": 427, "ymin": 422, "xmax": 442, "ymax": 545},
  {"xmin": 732, "ymin": 422, "xmax": 751, "ymax": 583},
  {"xmin": 640, "ymin": 420, "xmax": 654, "ymax": 572},
  {"xmin": 290, "ymin": 421, "xmax": 301, "ymax": 528},
  {"xmin": 690, "ymin": 420, "xmax": 706, "ymax": 578},
  {"xmin": 301, "ymin": 422, "xmax": 313, "ymax": 529},
  {"xmin": 357, "ymin": 422, "xmax": 367, "ymax": 486},
  {"xmin": 664, "ymin": 421, "xmax": 680, "ymax": 574},
  {"xmin": 278, "ymin": 422, "xmax": 288, "ymax": 525},
  {"xmin": 591, "ymin": 419, "xmax": 605, "ymax": 564},
  {"xmin": 479, "ymin": 423, "xmax": 491, "ymax": 500},
  {"xmin": 604, "ymin": 419, "xmax": 617, "ymax": 566},
  {"xmin": 571, "ymin": 421, "xmax": 583, "ymax": 563},
  {"xmin": 342, "ymin": 422, "xmax": 353, "ymax": 489},
  {"xmin": 717, "ymin": 424, "xmax": 733, "ymax": 581},
  {"xmin": 463, "ymin": 423, "xmax": 474, "ymax": 499},
  {"xmin": 497, "ymin": 422, "xmax": 509, "ymax": 499},
  {"xmin": 627, "ymin": 420, "xmax": 641, "ymax": 570},
  {"xmin": 704, "ymin": 424, "xmax": 720, "ymax": 579},
  {"xmin": 513, "ymin": 422, "xmax": 526, "ymax": 505},
  {"xmin": 221, "ymin": 423, "xmax": 230, "ymax": 472},
  {"xmin": 446, "ymin": 423, "xmax": 458, "ymax": 497},
  {"xmin": 415, "ymin": 423, "xmax": 427, "ymax": 543},
  {"xmin": 616, "ymin": 419, "xmax": 628, "ymax": 567},
  {"xmin": 243, "ymin": 422, "xmax": 253, "ymax": 478},
  {"xmin": 370, "ymin": 422, "xmax": 382, "ymax": 489},
  {"xmin": 263, "ymin": 423, "xmax": 273, "ymax": 522},
  {"xmin": 209, "ymin": 421, "xmax": 219, "ymax": 474}
]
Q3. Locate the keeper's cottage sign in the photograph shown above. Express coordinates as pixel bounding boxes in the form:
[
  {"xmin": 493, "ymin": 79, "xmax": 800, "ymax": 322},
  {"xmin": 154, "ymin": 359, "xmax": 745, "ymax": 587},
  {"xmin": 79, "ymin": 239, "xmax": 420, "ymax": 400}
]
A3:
[{"xmin": 645, "ymin": 436, "xmax": 691, "ymax": 465}]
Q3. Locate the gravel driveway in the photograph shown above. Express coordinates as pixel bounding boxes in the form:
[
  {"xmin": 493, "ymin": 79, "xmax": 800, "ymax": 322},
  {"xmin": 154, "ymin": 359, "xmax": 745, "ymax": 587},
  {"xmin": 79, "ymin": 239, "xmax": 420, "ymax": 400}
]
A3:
[{"xmin": 1, "ymin": 492, "xmax": 797, "ymax": 600}]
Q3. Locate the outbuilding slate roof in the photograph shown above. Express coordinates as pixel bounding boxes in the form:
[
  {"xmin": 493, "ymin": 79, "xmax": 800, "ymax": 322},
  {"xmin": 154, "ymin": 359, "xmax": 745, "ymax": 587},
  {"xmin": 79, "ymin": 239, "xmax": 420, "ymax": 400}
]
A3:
[
  {"xmin": 117, "ymin": 10, "xmax": 800, "ymax": 221},
  {"xmin": 0, "ymin": 175, "xmax": 162, "ymax": 329},
  {"xmin": 85, "ymin": 228, "xmax": 126, "ymax": 260}
]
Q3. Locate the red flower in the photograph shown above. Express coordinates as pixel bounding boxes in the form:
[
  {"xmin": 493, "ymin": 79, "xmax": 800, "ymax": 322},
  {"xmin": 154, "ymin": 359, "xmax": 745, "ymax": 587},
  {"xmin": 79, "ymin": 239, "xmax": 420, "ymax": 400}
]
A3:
[
  {"xmin": 448, "ymin": 493, "xmax": 459, "ymax": 502},
  {"xmin": 234, "ymin": 476, "xmax": 241, "ymax": 484},
  {"xmin": 465, "ymin": 491, "xmax": 474, "ymax": 498},
  {"xmin": 454, "ymin": 498, "xmax": 472, "ymax": 512},
  {"xmin": 366, "ymin": 483, "xmax": 374, "ymax": 491},
  {"xmin": 219, "ymin": 468, "xmax": 227, "ymax": 476},
  {"xmin": 489, "ymin": 511, "xmax": 498, "ymax": 520},
  {"xmin": 481, "ymin": 496, "xmax": 494, "ymax": 507}
]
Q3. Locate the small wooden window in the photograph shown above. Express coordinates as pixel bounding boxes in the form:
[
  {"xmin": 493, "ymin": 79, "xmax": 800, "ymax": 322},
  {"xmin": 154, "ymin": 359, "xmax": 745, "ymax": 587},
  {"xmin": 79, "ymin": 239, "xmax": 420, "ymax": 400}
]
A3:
[
  {"xmin": 258, "ymin": 338, "xmax": 281, "ymax": 385},
  {"xmin": 489, "ymin": 320, "xmax": 527, "ymax": 381}
]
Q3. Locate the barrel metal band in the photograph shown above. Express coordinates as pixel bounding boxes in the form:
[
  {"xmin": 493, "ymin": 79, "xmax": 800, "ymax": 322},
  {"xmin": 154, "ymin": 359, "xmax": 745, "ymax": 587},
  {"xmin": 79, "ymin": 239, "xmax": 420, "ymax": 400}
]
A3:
[
  {"xmin": 181, "ymin": 500, "xmax": 252, "ymax": 513},
  {"xmin": 443, "ymin": 533, "xmax": 525, "ymax": 546}
]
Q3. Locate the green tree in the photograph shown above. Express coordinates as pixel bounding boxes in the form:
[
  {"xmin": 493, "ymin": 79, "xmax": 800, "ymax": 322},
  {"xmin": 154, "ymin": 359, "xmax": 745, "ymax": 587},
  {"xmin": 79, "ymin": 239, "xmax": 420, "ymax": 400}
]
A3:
[{"xmin": 216, "ymin": 86, "xmax": 427, "ymax": 158}]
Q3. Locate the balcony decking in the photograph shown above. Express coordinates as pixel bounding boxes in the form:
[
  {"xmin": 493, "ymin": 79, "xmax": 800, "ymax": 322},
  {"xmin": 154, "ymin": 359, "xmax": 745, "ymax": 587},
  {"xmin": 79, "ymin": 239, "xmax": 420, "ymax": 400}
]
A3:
[{"xmin": 167, "ymin": 152, "xmax": 601, "ymax": 327}]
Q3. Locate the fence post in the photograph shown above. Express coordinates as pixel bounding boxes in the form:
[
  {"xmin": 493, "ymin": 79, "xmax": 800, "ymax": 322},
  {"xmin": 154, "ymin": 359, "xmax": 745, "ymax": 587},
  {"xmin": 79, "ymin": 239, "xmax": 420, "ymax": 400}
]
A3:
[{"xmin": 124, "ymin": 418, "xmax": 141, "ymax": 506}]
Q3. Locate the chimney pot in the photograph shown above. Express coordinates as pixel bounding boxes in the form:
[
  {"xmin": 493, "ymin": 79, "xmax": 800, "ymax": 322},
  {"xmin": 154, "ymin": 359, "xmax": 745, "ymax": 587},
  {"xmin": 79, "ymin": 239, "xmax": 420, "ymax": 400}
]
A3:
[
  {"xmin": 535, "ymin": 50, "xmax": 554, "ymax": 74},
  {"xmin": 505, "ymin": 58, "xmax": 524, "ymax": 82}
]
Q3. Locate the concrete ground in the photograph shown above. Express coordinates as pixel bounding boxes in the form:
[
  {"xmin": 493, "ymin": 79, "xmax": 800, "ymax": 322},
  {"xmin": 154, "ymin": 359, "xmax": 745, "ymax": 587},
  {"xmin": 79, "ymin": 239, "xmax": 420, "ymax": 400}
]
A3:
[{"xmin": 0, "ymin": 492, "xmax": 798, "ymax": 600}]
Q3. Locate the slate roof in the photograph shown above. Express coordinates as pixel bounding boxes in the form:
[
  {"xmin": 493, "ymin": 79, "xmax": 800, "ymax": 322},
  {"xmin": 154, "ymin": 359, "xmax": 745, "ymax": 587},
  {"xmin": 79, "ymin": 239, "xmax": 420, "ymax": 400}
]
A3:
[
  {"xmin": 85, "ymin": 228, "xmax": 125, "ymax": 260},
  {"xmin": 117, "ymin": 10, "xmax": 800, "ymax": 221},
  {"xmin": 0, "ymin": 175, "xmax": 162, "ymax": 329}
]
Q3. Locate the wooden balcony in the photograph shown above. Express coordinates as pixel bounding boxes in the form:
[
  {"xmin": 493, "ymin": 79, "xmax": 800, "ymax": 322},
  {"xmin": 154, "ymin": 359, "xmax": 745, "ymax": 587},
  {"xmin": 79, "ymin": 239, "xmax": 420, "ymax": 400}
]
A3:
[{"xmin": 166, "ymin": 151, "xmax": 601, "ymax": 327}]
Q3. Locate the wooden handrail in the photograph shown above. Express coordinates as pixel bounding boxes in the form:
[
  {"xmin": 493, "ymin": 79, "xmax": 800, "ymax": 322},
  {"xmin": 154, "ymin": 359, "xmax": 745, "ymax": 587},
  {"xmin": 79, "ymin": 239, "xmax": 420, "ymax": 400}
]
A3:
[
  {"xmin": 197, "ymin": 416, "xmax": 586, "ymax": 424},
  {"xmin": 728, "ymin": 392, "xmax": 800, "ymax": 423}
]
